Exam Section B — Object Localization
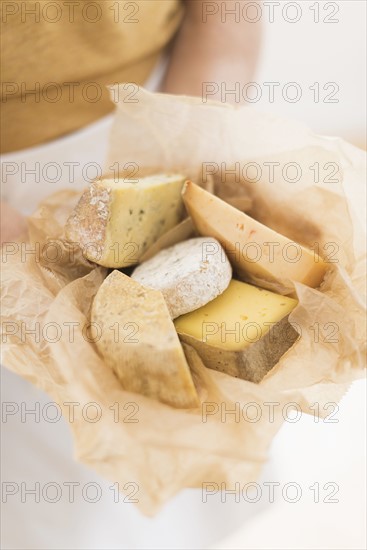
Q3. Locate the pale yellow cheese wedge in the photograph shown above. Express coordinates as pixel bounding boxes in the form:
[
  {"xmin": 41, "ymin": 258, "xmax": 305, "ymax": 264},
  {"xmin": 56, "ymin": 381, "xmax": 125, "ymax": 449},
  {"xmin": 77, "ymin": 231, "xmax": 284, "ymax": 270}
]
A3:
[
  {"xmin": 92, "ymin": 270, "xmax": 199, "ymax": 409},
  {"xmin": 182, "ymin": 181, "xmax": 328, "ymax": 294},
  {"xmin": 65, "ymin": 174, "xmax": 186, "ymax": 268},
  {"xmin": 174, "ymin": 280, "xmax": 298, "ymax": 383}
]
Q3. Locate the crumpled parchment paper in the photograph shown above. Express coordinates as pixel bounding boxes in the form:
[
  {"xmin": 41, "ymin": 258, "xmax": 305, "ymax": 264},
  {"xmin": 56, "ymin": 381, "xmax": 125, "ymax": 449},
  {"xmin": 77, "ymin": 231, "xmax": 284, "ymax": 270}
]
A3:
[{"xmin": 1, "ymin": 85, "xmax": 366, "ymax": 515}]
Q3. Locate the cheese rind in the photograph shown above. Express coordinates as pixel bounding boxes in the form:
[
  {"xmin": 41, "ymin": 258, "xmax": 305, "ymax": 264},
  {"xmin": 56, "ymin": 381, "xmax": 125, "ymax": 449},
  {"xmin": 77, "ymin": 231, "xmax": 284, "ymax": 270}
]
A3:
[
  {"xmin": 174, "ymin": 280, "xmax": 299, "ymax": 383},
  {"xmin": 92, "ymin": 270, "xmax": 199, "ymax": 408},
  {"xmin": 182, "ymin": 181, "xmax": 328, "ymax": 294},
  {"xmin": 132, "ymin": 237, "xmax": 232, "ymax": 319},
  {"xmin": 65, "ymin": 174, "xmax": 186, "ymax": 268}
]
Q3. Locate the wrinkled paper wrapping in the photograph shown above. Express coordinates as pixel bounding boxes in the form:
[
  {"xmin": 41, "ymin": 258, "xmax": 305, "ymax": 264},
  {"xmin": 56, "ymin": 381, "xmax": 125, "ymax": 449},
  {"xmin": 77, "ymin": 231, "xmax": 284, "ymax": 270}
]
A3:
[{"xmin": 1, "ymin": 86, "xmax": 366, "ymax": 514}]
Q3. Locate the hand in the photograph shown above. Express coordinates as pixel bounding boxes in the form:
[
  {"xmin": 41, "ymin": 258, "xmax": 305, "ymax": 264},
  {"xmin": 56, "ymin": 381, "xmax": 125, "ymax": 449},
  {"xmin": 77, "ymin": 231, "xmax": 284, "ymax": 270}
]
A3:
[
  {"xmin": 161, "ymin": 0, "xmax": 262, "ymax": 103},
  {"xmin": 1, "ymin": 200, "xmax": 27, "ymax": 245}
]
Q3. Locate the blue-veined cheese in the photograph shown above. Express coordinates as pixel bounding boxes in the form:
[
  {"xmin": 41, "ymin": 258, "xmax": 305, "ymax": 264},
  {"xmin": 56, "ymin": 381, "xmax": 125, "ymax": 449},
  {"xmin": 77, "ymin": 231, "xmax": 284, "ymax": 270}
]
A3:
[{"xmin": 65, "ymin": 174, "xmax": 186, "ymax": 268}]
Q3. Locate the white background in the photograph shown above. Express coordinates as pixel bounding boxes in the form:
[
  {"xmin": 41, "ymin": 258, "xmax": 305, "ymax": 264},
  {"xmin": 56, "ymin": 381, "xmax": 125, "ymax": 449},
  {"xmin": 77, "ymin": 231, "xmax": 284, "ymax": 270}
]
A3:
[{"xmin": 254, "ymin": 0, "xmax": 366, "ymax": 148}]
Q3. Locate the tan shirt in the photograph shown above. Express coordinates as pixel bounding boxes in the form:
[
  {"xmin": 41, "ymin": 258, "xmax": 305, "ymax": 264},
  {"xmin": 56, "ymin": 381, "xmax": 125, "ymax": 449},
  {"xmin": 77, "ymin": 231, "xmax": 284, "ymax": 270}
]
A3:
[{"xmin": 0, "ymin": 0, "xmax": 183, "ymax": 153}]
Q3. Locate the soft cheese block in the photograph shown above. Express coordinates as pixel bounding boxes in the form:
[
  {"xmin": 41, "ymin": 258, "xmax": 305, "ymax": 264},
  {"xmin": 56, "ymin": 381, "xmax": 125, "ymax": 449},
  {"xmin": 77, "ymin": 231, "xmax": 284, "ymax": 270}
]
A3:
[
  {"xmin": 92, "ymin": 270, "xmax": 199, "ymax": 409},
  {"xmin": 174, "ymin": 279, "xmax": 298, "ymax": 383},
  {"xmin": 65, "ymin": 174, "xmax": 186, "ymax": 268},
  {"xmin": 132, "ymin": 237, "xmax": 232, "ymax": 319},
  {"xmin": 182, "ymin": 181, "xmax": 328, "ymax": 294}
]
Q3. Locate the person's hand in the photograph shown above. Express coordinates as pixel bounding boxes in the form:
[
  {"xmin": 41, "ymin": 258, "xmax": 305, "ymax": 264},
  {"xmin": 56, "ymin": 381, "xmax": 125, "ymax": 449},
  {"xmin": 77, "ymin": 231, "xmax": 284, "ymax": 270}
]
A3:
[
  {"xmin": 1, "ymin": 200, "xmax": 27, "ymax": 246},
  {"xmin": 161, "ymin": 0, "xmax": 262, "ymax": 103}
]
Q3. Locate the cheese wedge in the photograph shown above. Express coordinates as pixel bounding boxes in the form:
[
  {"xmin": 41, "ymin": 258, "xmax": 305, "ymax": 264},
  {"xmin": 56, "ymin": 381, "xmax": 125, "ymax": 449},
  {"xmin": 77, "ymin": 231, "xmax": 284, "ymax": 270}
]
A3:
[
  {"xmin": 182, "ymin": 181, "xmax": 328, "ymax": 294},
  {"xmin": 174, "ymin": 280, "xmax": 298, "ymax": 383},
  {"xmin": 65, "ymin": 174, "xmax": 186, "ymax": 268},
  {"xmin": 139, "ymin": 217, "xmax": 195, "ymax": 262},
  {"xmin": 92, "ymin": 270, "xmax": 199, "ymax": 408},
  {"xmin": 132, "ymin": 237, "xmax": 232, "ymax": 319}
]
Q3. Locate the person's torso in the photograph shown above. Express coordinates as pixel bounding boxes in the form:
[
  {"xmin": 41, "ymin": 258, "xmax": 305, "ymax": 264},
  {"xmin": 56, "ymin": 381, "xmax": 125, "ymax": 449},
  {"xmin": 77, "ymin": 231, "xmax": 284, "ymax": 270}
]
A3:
[{"xmin": 0, "ymin": 0, "xmax": 183, "ymax": 153}]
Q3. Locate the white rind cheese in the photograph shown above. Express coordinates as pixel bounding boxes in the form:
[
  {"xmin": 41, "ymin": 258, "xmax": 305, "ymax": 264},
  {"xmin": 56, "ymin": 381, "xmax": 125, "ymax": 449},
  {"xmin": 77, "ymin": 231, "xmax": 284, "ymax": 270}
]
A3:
[
  {"xmin": 65, "ymin": 174, "xmax": 186, "ymax": 268},
  {"xmin": 182, "ymin": 181, "xmax": 329, "ymax": 294},
  {"xmin": 91, "ymin": 270, "xmax": 199, "ymax": 409},
  {"xmin": 132, "ymin": 237, "xmax": 232, "ymax": 318}
]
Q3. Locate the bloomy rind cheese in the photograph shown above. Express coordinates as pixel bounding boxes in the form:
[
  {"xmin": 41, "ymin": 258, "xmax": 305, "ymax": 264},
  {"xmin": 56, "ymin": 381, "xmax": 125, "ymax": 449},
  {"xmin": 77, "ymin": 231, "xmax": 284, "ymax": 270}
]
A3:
[
  {"xmin": 92, "ymin": 270, "xmax": 199, "ymax": 409},
  {"xmin": 182, "ymin": 181, "xmax": 329, "ymax": 294},
  {"xmin": 174, "ymin": 279, "xmax": 299, "ymax": 383},
  {"xmin": 65, "ymin": 174, "xmax": 186, "ymax": 268},
  {"xmin": 131, "ymin": 237, "xmax": 232, "ymax": 319}
]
